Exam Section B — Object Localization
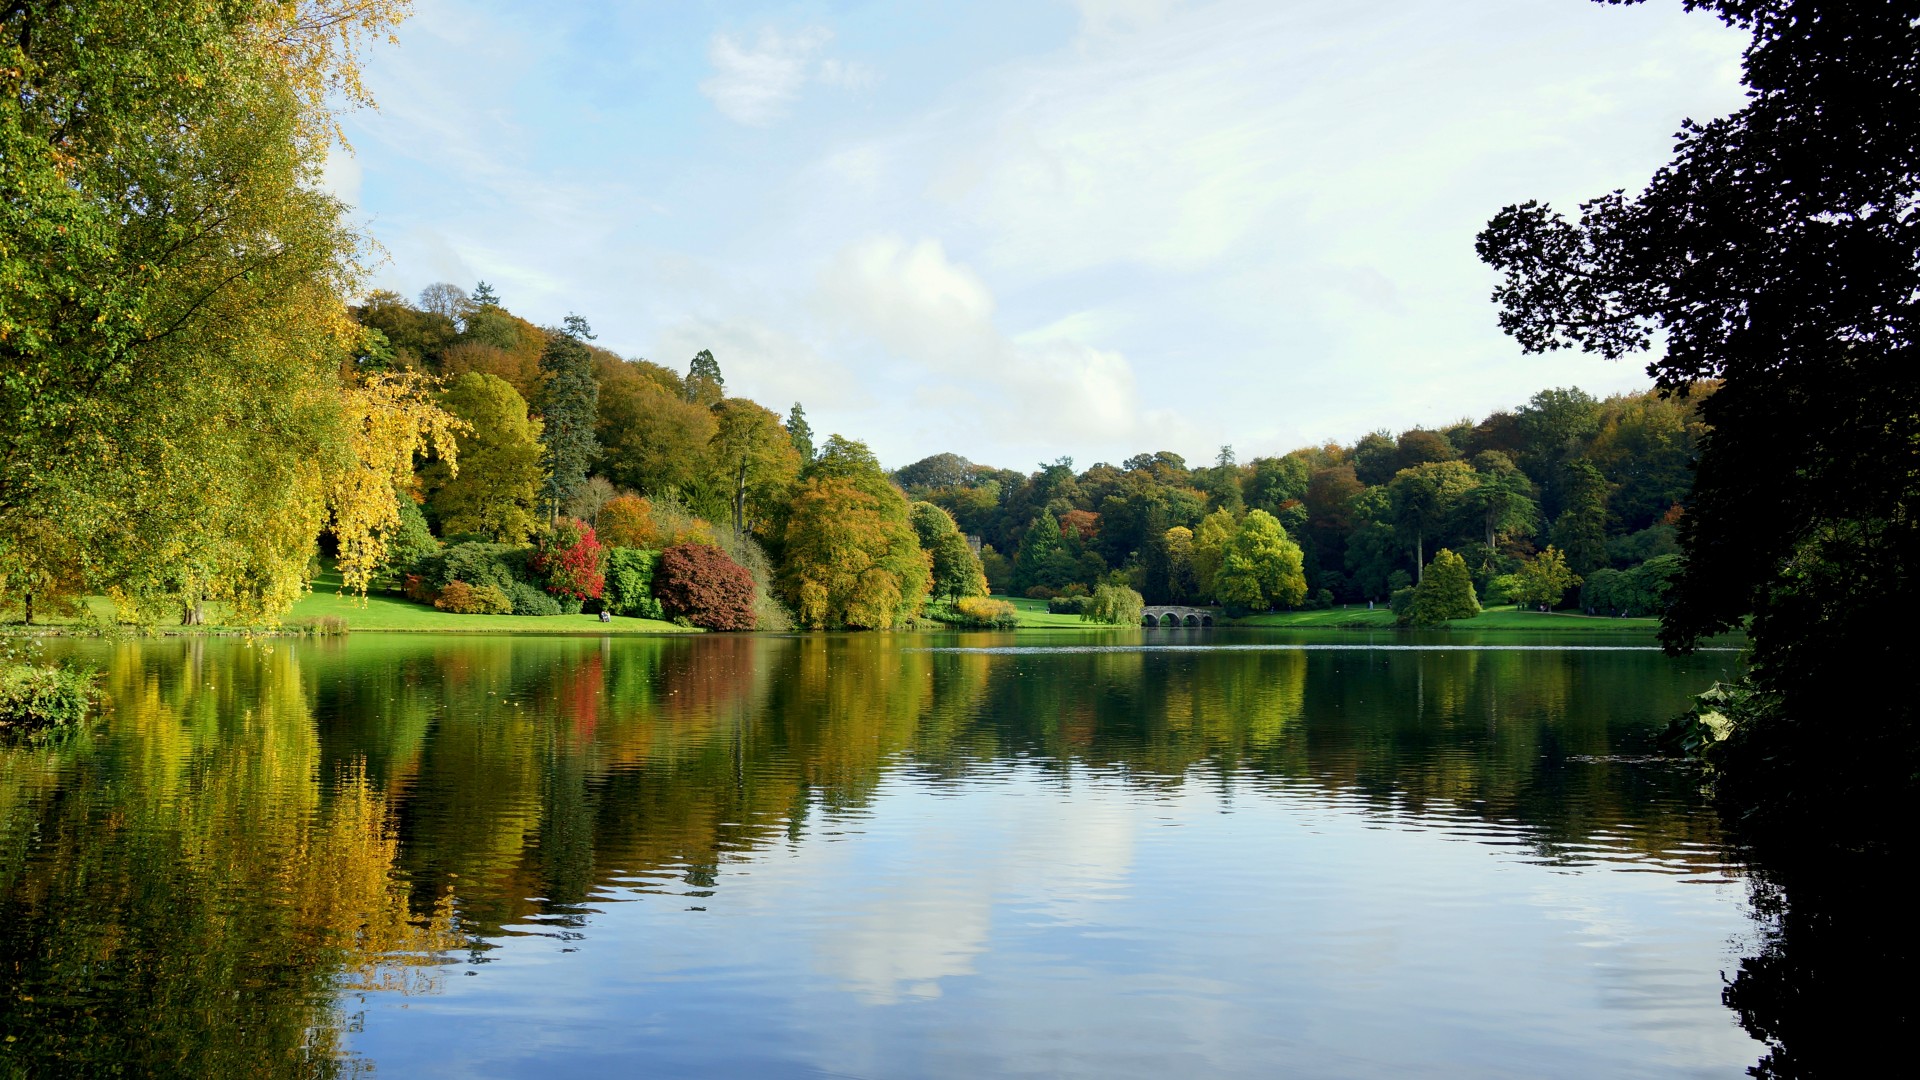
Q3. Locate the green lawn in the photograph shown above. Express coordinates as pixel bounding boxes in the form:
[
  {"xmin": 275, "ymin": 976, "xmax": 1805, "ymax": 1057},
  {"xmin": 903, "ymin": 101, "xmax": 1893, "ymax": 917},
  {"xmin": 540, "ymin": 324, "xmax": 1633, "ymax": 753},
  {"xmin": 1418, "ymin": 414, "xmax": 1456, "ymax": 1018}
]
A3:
[
  {"xmin": 7, "ymin": 570, "xmax": 694, "ymax": 636},
  {"xmin": 1000, "ymin": 596, "xmax": 1099, "ymax": 628},
  {"xmin": 281, "ymin": 581, "xmax": 695, "ymax": 634}
]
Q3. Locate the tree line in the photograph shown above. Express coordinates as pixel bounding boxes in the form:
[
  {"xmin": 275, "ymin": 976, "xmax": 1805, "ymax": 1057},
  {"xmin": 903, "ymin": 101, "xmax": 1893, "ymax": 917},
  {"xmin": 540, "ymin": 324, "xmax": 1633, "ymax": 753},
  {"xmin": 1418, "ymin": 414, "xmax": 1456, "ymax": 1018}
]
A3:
[{"xmin": 900, "ymin": 383, "xmax": 1704, "ymax": 623}]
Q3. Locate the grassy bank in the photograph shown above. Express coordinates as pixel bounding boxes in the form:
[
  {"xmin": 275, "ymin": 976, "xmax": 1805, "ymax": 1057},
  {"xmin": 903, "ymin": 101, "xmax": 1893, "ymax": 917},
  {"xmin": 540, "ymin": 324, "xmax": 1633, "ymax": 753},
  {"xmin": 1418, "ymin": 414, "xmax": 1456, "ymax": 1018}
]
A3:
[
  {"xmin": 281, "ymin": 581, "xmax": 695, "ymax": 635},
  {"xmin": 1000, "ymin": 596, "xmax": 1100, "ymax": 628},
  {"xmin": 1229, "ymin": 606, "xmax": 1664, "ymax": 632},
  {"xmin": 4, "ymin": 571, "xmax": 695, "ymax": 637},
  {"xmin": 986, "ymin": 596, "xmax": 1666, "ymax": 633}
]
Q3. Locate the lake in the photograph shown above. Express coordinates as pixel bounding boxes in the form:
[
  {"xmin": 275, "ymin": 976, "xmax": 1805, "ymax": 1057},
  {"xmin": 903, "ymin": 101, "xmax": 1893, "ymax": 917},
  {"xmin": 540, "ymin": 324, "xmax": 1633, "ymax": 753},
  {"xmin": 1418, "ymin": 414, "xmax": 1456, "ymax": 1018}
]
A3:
[{"xmin": 2, "ymin": 629, "xmax": 1775, "ymax": 1077}]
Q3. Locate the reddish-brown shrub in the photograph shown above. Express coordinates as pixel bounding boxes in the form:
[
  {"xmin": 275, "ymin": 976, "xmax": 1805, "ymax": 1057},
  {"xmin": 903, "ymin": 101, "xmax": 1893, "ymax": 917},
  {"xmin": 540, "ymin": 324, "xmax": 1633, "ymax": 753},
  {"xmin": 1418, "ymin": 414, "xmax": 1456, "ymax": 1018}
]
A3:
[
  {"xmin": 1058, "ymin": 509, "xmax": 1100, "ymax": 541},
  {"xmin": 654, "ymin": 542, "xmax": 756, "ymax": 631},
  {"xmin": 434, "ymin": 581, "xmax": 513, "ymax": 614},
  {"xmin": 403, "ymin": 574, "xmax": 438, "ymax": 604},
  {"xmin": 1024, "ymin": 585, "xmax": 1057, "ymax": 600}
]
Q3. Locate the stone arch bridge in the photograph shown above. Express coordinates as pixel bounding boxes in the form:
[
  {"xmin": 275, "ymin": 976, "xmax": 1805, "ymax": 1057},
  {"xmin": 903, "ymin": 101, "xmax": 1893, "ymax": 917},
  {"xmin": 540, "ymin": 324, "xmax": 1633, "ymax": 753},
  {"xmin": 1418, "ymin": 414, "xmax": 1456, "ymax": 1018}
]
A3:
[{"xmin": 1141, "ymin": 605, "xmax": 1218, "ymax": 627}]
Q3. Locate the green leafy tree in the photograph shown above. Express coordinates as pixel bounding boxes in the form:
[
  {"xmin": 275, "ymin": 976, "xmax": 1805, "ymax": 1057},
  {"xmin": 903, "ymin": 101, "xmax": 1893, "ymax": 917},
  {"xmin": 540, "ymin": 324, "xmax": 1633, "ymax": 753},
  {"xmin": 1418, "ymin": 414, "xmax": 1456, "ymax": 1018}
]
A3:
[
  {"xmin": 1400, "ymin": 548, "xmax": 1481, "ymax": 626},
  {"xmin": 426, "ymin": 374, "xmax": 544, "ymax": 544},
  {"xmin": 1462, "ymin": 451, "xmax": 1539, "ymax": 558},
  {"xmin": 1387, "ymin": 461, "xmax": 1478, "ymax": 578},
  {"xmin": 894, "ymin": 453, "xmax": 975, "ymax": 493},
  {"xmin": 1512, "ymin": 547, "xmax": 1580, "ymax": 610},
  {"xmin": 537, "ymin": 329, "xmax": 600, "ymax": 521},
  {"xmin": 1213, "ymin": 509, "xmax": 1307, "ymax": 610},
  {"xmin": 911, "ymin": 503, "xmax": 988, "ymax": 605},
  {"xmin": 1082, "ymin": 583, "xmax": 1145, "ymax": 626},
  {"xmin": 1190, "ymin": 508, "xmax": 1237, "ymax": 597},
  {"xmin": 376, "ymin": 493, "xmax": 441, "ymax": 585},
  {"xmin": 707, "ymin": 399, "xmax": 801, "ymax": 535}
]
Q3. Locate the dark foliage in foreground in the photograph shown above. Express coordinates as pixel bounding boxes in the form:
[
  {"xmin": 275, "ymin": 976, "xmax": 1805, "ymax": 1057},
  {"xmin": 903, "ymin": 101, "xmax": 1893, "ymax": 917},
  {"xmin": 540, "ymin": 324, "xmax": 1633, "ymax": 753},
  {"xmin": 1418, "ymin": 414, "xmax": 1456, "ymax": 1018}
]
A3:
[{"xmin": 1478, "ymin": 0, "xmax": 1919, "ymax": 855}]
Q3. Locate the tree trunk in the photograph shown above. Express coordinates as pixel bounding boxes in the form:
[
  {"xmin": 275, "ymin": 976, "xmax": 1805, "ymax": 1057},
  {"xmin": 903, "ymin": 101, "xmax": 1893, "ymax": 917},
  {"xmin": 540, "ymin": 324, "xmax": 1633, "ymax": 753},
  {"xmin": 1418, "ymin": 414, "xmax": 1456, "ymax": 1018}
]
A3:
[
  {"xmin": 1416, "ymin": 533, "xmax": 1424, "ymax": 582},
  {"xmin": 181, "ymin": 601, "xmax": 205, "ymax": 626},
  {"xmin": 22, "ymin": 592, "xmax": 32, "ymax": 626}
]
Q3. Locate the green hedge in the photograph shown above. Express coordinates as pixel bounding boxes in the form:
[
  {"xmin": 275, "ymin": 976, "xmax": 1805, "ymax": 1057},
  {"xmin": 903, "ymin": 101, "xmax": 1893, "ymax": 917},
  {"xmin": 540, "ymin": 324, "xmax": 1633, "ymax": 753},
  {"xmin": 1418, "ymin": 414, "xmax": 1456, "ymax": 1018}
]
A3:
[{"xmin": 605, "ymin": 548, "xmax": 665, "ymax": 619}]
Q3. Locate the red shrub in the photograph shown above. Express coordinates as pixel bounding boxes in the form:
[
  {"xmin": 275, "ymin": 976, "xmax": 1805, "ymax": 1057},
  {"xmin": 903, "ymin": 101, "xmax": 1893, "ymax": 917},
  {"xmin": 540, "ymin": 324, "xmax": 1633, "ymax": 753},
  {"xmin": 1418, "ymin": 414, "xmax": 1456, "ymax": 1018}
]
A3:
[
  {"xmin": 532, "ymin": 518, "xmax": 607, "ymax": 601},
  {"xmin": 403, "ymin": 574, "xmax": 437, "ymax": 604},
  {"xmin": 654, "ymin": 542, "xmax": 756, "ymax": 631}
]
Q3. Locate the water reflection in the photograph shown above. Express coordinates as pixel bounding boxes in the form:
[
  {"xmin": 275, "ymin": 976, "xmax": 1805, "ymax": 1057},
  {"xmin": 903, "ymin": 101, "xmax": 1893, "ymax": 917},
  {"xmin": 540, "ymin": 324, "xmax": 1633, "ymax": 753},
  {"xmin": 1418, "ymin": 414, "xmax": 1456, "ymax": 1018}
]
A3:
[{"xmin": 0, "ymin": 632, "xmax": 1798, "ymax": 1076}]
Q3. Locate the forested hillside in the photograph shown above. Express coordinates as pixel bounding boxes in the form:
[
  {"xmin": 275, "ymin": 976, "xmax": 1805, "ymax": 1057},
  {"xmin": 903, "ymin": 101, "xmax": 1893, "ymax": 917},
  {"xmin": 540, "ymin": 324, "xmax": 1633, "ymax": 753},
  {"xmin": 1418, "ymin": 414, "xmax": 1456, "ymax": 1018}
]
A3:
[{"xmin": 345, "ymin": 284, "xmax": 1706, "ymax": 628}]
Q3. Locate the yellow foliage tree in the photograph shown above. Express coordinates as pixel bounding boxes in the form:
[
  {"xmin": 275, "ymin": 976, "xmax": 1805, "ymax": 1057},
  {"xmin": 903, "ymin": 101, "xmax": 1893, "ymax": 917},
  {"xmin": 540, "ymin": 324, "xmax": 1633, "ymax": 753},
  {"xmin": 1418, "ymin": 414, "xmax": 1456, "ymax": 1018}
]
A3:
[{"xmin": 781, "ymin": 477, "xmax": 930, "ymax": 629}]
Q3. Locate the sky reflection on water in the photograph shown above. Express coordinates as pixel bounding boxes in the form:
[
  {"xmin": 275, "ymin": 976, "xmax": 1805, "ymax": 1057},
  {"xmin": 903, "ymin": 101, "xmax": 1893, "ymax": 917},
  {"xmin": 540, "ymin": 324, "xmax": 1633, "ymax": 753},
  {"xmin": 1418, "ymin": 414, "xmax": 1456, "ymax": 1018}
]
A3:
[{"xmin": 2, "ymin": 632, "xmax": 1763, "ymax": 1077}]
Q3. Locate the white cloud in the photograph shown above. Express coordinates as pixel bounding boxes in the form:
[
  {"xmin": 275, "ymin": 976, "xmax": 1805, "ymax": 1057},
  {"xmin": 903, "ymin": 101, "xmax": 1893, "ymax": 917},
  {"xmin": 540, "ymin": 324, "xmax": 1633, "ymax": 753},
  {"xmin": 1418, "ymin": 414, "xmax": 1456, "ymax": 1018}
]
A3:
[
  {"xmin": 819, "ymin": 57, "xmax": 879, "ymax": 90},
  {"xmin": 815, "ymin": 235, "xmax": 1176, "ymax": 458},
  {"xmin": 701, "ymin": 26, "xmax": 876, "ymax": 125}
]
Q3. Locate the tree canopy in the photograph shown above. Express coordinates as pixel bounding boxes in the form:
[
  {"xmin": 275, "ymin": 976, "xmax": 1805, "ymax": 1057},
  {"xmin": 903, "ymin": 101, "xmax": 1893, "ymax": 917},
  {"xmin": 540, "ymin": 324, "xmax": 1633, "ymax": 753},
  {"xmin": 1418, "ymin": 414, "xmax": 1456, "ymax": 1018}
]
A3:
[{"xmin": 1476, "ymin": 0, "xmax": 1919, "ymax": 847}]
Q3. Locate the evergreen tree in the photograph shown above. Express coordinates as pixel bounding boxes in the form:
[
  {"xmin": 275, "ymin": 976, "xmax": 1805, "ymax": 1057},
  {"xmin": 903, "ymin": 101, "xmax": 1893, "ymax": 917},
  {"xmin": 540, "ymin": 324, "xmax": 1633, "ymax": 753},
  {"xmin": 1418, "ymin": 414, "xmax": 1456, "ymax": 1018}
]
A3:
[
  {"xmin": 787, "ymin": 403, "xmax": 815, "ymax": 462},
  {"xmin": 471, "ymin": 281, "xmax": 500, "ymax": 306},
  {"xmin": 1550, "ymin": 460, "xmax": 1610, "ymax": 578},
  {"xmin": 1013, "ymin": 513, "xmax": 1062, "ymax": 591},
  {"xmin": 537, "ymin": 329, "xmax": 600, "ymax": 522},
  {"xmin": 685, "ymin": 350, "xmax": 725, "ymax": 407}
]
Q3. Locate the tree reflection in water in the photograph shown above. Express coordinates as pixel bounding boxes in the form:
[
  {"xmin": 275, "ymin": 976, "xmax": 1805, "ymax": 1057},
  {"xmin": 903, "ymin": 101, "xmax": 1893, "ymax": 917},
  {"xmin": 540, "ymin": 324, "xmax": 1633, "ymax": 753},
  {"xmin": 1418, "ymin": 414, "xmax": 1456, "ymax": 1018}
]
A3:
[{"xmin": 0, "ymin": 633, "xmax": 1866, "ymax": 1076}]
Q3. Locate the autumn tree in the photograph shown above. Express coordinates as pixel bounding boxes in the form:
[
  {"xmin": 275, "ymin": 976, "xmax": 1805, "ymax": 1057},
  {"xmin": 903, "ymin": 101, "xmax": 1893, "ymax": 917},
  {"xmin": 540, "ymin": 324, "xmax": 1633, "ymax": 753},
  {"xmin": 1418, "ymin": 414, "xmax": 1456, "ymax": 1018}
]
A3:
[
  {"xmin": 654, "ymin": 542, "xmax": 756, "ymax": 630},
  {"xmin": 598, "ymin": 495, "xmax": 658, "ymax": 549},
  {"xmin": 424, "ymin": 374, "xmax": 544, "ymax": 545},
  {"xmin": 780, "ymin": 439, "xmax": 930, "ymax": 628},
  {"xmin": 0, "ymin": 0, "xmax": 418, "ymax": 624},
  {"xmin": 596, "ymin": 356, "xmax": 715, "ymax": 498},
  {"xmin": 531, "ymin": 518, "xmax": 607, "ymax": 603}
]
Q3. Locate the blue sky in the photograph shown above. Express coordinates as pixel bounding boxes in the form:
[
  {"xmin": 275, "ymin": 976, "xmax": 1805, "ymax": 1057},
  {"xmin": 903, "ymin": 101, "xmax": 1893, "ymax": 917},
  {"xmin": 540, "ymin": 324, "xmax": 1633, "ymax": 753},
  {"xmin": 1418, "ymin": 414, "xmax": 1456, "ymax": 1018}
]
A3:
[{"xmin": 332, "ymin": 0, "xmax": 1747, "ymax": 471}]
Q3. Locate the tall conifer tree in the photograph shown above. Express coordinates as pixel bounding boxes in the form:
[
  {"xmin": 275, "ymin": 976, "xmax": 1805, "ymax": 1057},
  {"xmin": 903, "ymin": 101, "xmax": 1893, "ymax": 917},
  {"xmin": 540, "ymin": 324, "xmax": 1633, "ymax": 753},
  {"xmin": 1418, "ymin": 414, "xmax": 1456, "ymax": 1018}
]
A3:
[{"xmin": 537, "ymin": 323, "xmax": 600, "ymax": 522}]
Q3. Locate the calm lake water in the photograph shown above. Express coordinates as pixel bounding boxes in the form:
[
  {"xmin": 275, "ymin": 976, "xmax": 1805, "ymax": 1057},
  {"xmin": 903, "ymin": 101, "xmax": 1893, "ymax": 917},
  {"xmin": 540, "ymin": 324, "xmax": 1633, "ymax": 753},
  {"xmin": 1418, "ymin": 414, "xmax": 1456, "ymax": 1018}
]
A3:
[{"xmin": 3, "ymin": 629, "xmax": 1775, "ymax": 1077}]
